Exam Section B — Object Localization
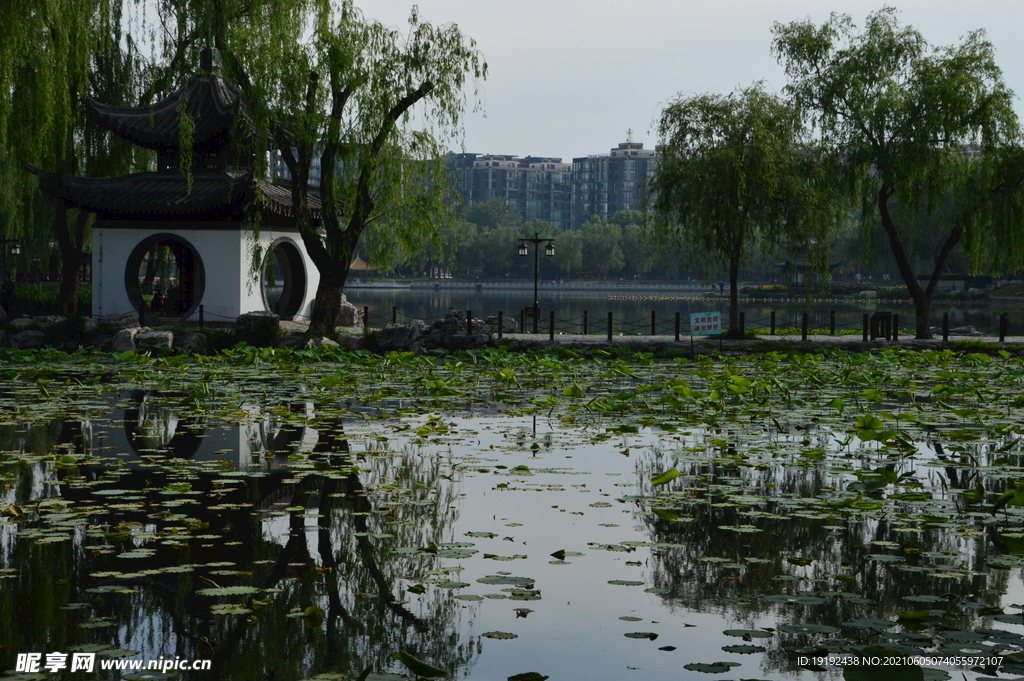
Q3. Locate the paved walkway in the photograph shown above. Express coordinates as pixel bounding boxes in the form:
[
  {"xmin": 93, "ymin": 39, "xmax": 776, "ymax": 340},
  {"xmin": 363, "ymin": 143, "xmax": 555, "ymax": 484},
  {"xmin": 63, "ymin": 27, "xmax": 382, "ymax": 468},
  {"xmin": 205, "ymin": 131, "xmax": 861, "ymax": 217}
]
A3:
[
  {"xmin": 494, "ymin": 332, "xmax": 1024, "ymax": 350},
  {"xmin": 284, "ymin": 320, "xmax": 1024, "ymax": 352}
]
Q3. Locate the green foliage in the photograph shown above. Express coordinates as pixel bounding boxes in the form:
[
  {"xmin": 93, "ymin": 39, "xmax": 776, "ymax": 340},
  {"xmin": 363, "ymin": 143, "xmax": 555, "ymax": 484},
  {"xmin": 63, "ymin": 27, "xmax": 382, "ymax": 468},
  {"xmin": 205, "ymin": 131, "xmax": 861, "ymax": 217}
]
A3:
[
  {"xmin": 394, "ymin": 650, "xmax": 448, "ymax": 679},
  {"xmin": 773, "ymin": 9, "xmax": 1023, "ymax": 337},
  {"xmin": 9, "ymin": 283, "xmax": 91, "ymax": 317},
  {"xmin": 250, "ymin": 2, "xmax": 485, "ymax": 333},
  {"xmin": 650, "ymin": 83, "xmax": 843, "ymax": 337},
  {"xmin": 580, "ymin": 218, "xmax": 624, "ymax": 276},
  {"xmin": 651, "ymin": 468, "xmax": 681, "ymax": 486}
]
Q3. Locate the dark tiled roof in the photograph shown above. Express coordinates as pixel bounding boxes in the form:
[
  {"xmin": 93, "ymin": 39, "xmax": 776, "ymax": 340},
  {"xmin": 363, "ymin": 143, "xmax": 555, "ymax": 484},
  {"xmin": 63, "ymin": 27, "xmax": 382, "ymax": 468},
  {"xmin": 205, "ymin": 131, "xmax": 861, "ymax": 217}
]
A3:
[
  {"xmin": 255, "ymin": 180, "xmax": 323, "ymax": 219},
  {"xmin": 24, "ymin": 165, "xmax": 321, "ymax": 221},
  {"xmin": 89, "ymin": 72, "xmax": 253, "ymax": 151}
]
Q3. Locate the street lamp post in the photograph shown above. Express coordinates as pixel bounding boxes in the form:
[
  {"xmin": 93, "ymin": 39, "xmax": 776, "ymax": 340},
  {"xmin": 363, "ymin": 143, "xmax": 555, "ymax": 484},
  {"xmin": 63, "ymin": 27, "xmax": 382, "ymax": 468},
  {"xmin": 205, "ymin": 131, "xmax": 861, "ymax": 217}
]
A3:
[{"xmin": 518, "ymin": 232, "xmax": 554, "ymax": 333}]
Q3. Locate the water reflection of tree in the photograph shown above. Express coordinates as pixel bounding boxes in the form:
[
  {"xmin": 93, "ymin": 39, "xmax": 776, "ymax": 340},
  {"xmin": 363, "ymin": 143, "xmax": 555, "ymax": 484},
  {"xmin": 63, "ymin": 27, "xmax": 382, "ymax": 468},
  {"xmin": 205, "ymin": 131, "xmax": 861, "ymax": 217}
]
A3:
[
  {"xmin": 636, "ymin": 439, "xmax": 1011, "ymax": 677},
  {"xmin": 208, "ymin": 414, "xmax": 477, "ymax": 679},
  {"xmin": 0, "ymin": 400, "xmax": 479, "ymax": 680}
]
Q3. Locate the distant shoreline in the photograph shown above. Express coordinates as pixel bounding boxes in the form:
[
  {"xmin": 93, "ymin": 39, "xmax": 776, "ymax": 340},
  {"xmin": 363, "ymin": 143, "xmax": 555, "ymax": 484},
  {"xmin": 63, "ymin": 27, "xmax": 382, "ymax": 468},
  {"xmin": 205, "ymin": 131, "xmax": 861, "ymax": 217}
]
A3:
[{"xmin": 346, "ymin": 280, "xmax": 718, "ymax": 292}]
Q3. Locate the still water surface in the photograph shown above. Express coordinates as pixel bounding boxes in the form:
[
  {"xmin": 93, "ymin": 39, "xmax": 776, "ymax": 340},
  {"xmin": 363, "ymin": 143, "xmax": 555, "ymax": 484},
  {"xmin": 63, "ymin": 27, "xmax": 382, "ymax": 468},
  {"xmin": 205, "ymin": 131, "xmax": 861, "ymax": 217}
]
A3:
[{"xmin": 3, "ymin": 354, "xmax": 1024, "ymax": 680}]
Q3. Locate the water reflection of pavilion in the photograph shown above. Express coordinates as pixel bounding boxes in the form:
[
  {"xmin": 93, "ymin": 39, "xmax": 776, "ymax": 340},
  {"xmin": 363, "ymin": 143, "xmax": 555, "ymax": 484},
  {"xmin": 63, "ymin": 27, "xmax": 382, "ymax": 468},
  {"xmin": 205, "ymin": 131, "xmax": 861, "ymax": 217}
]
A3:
[
  {"xmin": 72, "ymin": 391, "xmax": 318, "ymax": 469},
  {"xmin": 25, "ymin": 396, "xmax": 470, "ymax": 680}
]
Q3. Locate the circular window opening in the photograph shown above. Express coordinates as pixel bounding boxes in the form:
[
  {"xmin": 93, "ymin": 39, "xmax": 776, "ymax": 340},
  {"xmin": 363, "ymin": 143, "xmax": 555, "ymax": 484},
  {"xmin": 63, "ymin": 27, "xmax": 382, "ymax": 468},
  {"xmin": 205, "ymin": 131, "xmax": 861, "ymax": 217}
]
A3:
[
  {"xmin": 261, "ymin": 239, "xmax": 306, "ymax": 319},
  {"xmin": 125, "ymin": 234, "xmax": 205, "ymax": 320}
]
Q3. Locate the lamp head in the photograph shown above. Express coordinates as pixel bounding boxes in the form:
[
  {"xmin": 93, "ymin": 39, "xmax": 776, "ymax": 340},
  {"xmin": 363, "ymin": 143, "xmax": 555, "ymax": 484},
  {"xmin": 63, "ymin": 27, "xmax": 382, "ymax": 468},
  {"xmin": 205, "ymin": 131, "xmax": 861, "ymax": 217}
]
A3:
[
  {"xmin": 544, "ymin": 242, "xmax": 555, "ymax": 257},
  {"xmin": 518, "ymin": 242, "xmax": 528, "ymax": 257}
]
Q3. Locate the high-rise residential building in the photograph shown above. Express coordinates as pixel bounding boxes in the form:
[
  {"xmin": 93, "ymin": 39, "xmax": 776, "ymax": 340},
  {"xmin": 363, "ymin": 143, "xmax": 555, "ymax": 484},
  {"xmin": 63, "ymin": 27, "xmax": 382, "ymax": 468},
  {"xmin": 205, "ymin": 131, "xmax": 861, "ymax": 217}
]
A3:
[
  {"xmin": 446, "ymin": 153, "xmax": 573, "ymax": 229},
  {"xmin": 571, "ymin": 142, "xmax": 657, "ymax": 229}
]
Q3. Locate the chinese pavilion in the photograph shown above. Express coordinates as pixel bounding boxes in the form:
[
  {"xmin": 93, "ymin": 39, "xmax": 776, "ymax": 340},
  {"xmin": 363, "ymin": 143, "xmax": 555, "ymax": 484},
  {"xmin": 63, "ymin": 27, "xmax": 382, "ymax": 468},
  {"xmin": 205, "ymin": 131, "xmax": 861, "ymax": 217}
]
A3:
[{"xmin": 27, "ymin": 47, "xmax": 319, "ymax": 322}]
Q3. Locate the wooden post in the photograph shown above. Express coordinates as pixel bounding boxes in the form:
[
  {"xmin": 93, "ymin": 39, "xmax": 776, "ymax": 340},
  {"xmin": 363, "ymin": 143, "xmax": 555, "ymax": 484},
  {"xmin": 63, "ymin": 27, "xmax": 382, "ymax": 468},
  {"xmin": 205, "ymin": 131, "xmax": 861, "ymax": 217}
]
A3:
[
  {"xmin": 1000, "ymin": 312, "xmax": 1008, "ymax": 342},
  {"xmin": 363, "ymin": 306, "xmax": 369, "ymax": 334},
  {"xmin": 770, "ymin": 310, "xmax": 776, "ymax": 336},
  {"xmin": 549, "ymin": 311, "xmax": 555, "ymax": 341},
  {"xmin": 801, "ymin": 312, "xmax": 808, "ymax": 341},
  {"xmin": 498, "ymin": 311, "xmax": 503, "ymax": 340},
  {"xmin": 739, "ymin": 311, "xmax": 745, "ymax": 339},
  {"xmin": 392, "ymin": 306, "xmax": 397, "ymax": 324},
  {"xmin": 199, "ymin": 304, "xmax": 204, "ymax": 328},
  {"xmin": 583, "ymin": 310, "xmax": 589, "ymax": 335},
  {"xmin": 674, "ymin": 312, "xmax": 680, "ymax": 342},
  {"xmin": 829, "ymin": 310, "xmax": 835, "ymax": 335},
  {"xmin": 942, "ymin": 312, "xmax": 949, "ymax": 342},
  {"xmin": 892, "ymin": 314, "xmax": 899, "ymax": 342},
  {"xmin": 651, "ymin": 310, "xmax": 656, "ymax": 336},
  {"xmin": 467, "ymin": 310, "xmax": 472, "ymax": 334},
  {"xmin": 862, "ymin": 313, "xmax": 869, "ymax": 342},
  {"xmin": 607, "ymin": 312, "xmax": 613, "ymax": 342}
]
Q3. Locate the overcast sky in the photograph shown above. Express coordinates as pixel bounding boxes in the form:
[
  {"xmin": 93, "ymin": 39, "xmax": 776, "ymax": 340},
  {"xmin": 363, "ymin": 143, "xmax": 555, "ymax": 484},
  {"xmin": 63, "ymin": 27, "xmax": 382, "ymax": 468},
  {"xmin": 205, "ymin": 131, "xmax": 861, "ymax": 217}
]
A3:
[{"xmin": 364, "ymin": 1, "xmax": 1024, "ymax": 162}]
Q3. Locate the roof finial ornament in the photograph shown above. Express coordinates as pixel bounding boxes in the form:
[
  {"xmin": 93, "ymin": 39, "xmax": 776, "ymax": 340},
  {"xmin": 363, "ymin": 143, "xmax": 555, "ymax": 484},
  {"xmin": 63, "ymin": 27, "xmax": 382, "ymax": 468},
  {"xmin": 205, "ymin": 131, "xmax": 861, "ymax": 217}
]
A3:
[{"xmin": 200, "ymin": 47, "xmax": 221, "ymax": 73}]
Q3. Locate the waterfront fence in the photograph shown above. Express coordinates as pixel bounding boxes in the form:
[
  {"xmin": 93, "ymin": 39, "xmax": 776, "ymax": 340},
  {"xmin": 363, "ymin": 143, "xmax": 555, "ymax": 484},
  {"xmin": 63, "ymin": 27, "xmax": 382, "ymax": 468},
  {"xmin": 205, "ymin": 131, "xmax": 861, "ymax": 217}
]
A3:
[{"xmin": 365, "ymin": 306, "xmax": 1013, "ymax": 341}]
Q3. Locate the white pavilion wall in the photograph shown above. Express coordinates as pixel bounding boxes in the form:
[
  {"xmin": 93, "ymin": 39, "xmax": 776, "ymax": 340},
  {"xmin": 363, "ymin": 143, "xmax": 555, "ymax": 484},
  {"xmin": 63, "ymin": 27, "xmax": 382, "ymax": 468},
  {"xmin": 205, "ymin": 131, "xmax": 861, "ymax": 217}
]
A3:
[{"xmin": 92, "ymin": 221, "xmax": 320, "ymax": 322}]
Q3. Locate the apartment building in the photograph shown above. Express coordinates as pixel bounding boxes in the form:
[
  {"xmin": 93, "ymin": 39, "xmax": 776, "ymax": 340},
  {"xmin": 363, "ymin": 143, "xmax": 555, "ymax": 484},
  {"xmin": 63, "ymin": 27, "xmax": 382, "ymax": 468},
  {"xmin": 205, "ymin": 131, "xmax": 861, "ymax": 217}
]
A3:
[
  {"xmin": 448, "ymin": 141, "xmax": 657, "ymax": 230},
  {"xmin": 571, "ymin": 142, "xmax": 657, "ymax": 228},
  {"xmin": 446, "ymin": 153, "xmax": 573, "ymax": 229}
]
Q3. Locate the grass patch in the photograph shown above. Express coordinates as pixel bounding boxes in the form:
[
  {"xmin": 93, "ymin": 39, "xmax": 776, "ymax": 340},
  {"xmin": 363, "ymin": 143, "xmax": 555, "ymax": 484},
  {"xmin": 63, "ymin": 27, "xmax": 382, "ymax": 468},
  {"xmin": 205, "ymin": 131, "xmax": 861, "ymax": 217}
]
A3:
[{"xmin": 992, "ymin": 284, "xmax": 1024, "ymax": 297}]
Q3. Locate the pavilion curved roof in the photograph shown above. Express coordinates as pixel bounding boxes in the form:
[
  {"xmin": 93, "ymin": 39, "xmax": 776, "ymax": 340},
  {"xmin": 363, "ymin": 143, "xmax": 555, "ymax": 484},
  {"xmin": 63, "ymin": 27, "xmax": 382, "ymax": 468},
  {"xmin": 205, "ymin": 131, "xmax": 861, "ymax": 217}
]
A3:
[
  {"xmin": 24, "ymin": 164, "xmax": 321, "ymax": 222},
  {"xmin": 89, "ymin": 71, "xmax": 254, "ymax": 152}
]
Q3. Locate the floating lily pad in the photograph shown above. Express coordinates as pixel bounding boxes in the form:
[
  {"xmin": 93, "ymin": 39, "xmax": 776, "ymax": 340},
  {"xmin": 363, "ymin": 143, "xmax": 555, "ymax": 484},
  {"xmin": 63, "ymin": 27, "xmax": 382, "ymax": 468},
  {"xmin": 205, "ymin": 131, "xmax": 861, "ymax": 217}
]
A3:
[
  {"xmin": 196, "ymin": 586, "xmax": 261, "ymax": 597},
  {"xmin": 477, "ymin": 575, "xmax": 535, "ymax": 586},
  {"xmin": 764, "ymin": 594, "xmax": 827, "ymax": 605},
  {"xmin": 682, "ymin": 661, "xmax": 740, "ymax": 673},
  {"xmin": 723, "ymin": 629, "xmax": 773, "ymax": 639},
  {"xmin": 721, "ymin": 644, "xmax": 766, "ymax": 654},
  {"xmin": 482, "ymin": 631, "xmax": 518, "ymax": 639},
  {"xmin": 778, "ymin": 624, "xmax": 841, "ymax": 634},
  {"xmin": 843, "ymin": 618, "xmax": 896, "ymax": 629},
  {"xmin": 717, "ymin": 525, "xmax": 762, "ymax": 533},
  {"xmin": 624, "ymin": 632, "xmax": 658, "ymax": 640}
]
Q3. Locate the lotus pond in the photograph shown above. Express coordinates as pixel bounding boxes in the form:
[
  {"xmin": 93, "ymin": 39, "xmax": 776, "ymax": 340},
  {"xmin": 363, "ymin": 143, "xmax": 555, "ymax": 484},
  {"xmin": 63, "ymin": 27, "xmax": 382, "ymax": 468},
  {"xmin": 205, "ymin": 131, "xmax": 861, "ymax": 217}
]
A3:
[{"xmin": 4, "ymin": 345, "xmax": 1024, "ymax": 680}]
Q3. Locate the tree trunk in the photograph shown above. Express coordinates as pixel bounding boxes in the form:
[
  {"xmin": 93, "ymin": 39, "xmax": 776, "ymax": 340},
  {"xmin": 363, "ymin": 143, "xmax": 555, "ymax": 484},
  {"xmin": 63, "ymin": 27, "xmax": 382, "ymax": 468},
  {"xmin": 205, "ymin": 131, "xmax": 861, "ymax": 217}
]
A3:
[
  {"xmin": 55, "ymin": 204, "xmax": 86, "ymax": 318},
  {"xmin": 877, "ymin": 185, "xmax": 962, "ymax": 340},
  {"xmin": 727, "ymin": 254, "xmax": 742, "ymax": 339},
  {"xmin": 308, "ymin": 270, "xmax": 348, "ymax": 336}
]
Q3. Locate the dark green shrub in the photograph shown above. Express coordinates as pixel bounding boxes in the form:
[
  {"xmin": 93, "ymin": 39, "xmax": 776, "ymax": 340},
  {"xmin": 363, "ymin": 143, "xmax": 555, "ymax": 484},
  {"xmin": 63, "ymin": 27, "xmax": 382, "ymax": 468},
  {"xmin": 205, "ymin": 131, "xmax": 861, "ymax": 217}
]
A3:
[{"xmin": 8, "ymin": 283, "xmax": 91, "ymax": 317}]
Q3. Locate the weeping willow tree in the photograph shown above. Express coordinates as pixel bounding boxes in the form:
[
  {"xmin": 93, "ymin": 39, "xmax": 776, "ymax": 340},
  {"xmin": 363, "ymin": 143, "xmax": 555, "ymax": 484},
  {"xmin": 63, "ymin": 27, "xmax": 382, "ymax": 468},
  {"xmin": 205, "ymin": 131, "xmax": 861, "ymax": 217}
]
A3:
[
  {"xmin": 0, "ymin": 0, "xmax": 141, "ymax": 315},
  {"xmin": 773, "ymin": 9, "xmax": 1024, "ymax": 338},
  {"xmin": 248, "ymin": 1, "xmax": 486, "ymax": 334},
  {"xmin": 649, "ymin": 83, "xmax": 842, "ymax": 338}
]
